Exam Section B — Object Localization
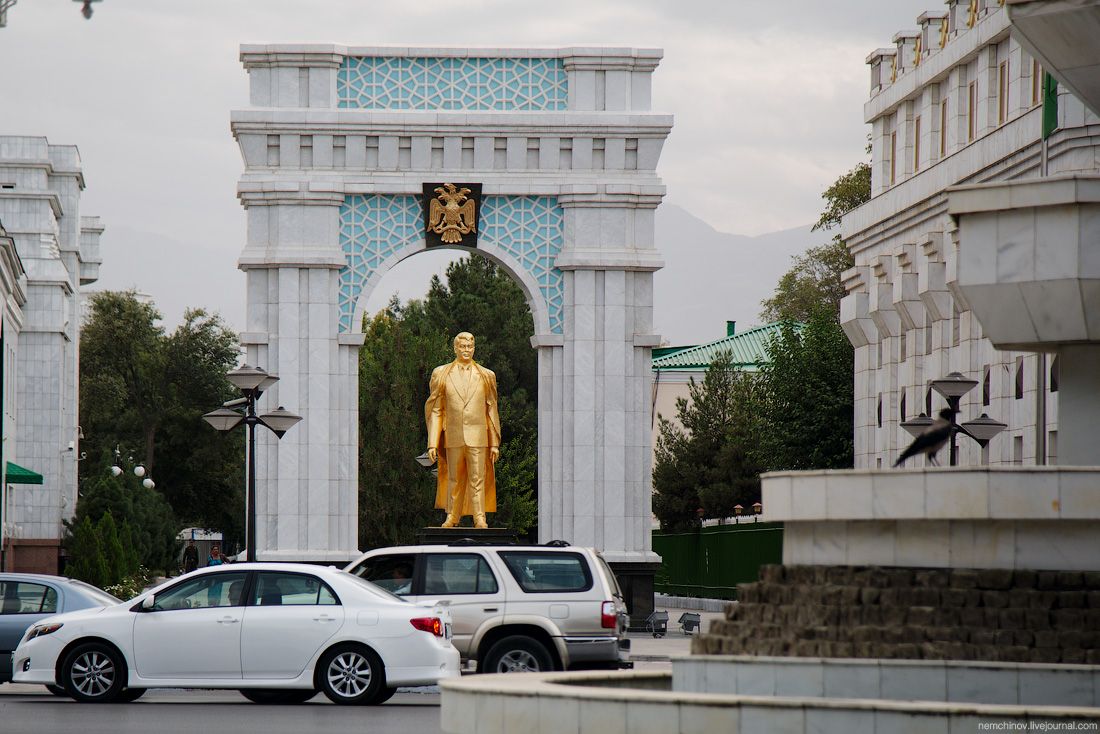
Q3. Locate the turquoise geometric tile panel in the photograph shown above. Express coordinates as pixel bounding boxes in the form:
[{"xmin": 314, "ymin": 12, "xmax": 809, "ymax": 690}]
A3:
[
  {"xmin": 338, "ymin": 57, "xmax": 567, "ymax": 111},
  {"xmin": 480, "ymin": 196, "xmax": 564, "ymax": 333},
  {"xmin": 339, "ymin": 195, "xmax": 564, "ymax": 334}
]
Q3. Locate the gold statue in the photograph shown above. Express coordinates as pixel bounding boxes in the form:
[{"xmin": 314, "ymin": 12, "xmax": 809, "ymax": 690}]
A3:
[
  {"xmin": 425, "ymin": 332, "xmax": 501, "ymax": 529},
  {"xmin": 428, "ymin": 183, "xmax": 477, "ymax": 244}
]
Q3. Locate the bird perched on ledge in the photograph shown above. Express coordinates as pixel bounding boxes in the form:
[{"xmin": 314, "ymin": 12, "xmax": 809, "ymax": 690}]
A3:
[{"xmin": 894, "ymin": 408, "xmax": 956, "ymax": 467}]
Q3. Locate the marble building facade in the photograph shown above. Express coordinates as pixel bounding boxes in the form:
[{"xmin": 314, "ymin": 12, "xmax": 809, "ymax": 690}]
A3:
[
  {"xmin": 0, "ymin": 136, "xmax": 101, "ymax": 572},
  {"xmin": 840, "ymin": 0, "xmax": 1099, "ymax": 469}
]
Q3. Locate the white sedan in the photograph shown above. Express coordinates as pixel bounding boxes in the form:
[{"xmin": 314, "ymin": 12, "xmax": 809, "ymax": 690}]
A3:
[{"xmin": 12, "ymin": 563, "xmax": 459, "ymax": 704}]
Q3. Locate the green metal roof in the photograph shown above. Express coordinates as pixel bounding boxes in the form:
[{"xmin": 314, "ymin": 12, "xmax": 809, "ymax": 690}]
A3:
[
  {"xmin": 651, "ymin": 322, "xmax": 798, "ymax": 371},
  {"xmin": 6, "ymin": 461, "xmax": 43, "ymax": 485}
]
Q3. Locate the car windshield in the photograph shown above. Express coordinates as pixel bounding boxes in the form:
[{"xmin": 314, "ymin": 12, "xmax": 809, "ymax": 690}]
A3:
[
  {"xmin": 66, "ymin": 579, "xmax": 122, "ymax": 605},
  {"xmin": 339, "ymin": 571, "xmax": 409, "ymax": 602}
]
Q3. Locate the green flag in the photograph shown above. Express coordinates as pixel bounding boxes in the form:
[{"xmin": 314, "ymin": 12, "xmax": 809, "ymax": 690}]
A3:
[{"xmin": 1042, "ymin": 72, "xmax": 1058, "ymax": 139}]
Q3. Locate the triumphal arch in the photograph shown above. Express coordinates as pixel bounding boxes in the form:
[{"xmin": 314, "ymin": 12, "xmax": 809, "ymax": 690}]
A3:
[{"xmin": 231, "ymin": 45, "xmax": 672, "ymax": 604}]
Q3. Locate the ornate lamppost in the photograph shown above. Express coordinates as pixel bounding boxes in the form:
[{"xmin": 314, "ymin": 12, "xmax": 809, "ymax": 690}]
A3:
[
  {"xmin": 203, "ymin": 365, "xmax": 301, "ymax": 563},
  {"xmin": 900, "ymin": 372, "xmax": 1007, "ymax": 466}
]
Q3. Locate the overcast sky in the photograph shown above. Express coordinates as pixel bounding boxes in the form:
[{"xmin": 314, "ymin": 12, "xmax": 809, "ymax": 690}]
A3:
[{"xmin": 0, "ymin": 0, "xmax": 931, "ymax": 336}]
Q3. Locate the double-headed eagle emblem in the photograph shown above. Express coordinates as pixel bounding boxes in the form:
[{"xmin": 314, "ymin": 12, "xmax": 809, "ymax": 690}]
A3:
[{"xmin": 428, "ymin": 183, "xmax": 477, "ymax": 244}]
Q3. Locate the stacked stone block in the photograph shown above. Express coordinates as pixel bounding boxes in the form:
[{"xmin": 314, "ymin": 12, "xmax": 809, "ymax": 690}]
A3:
[{"xmin": 694, "ymin": 565, "xmax": 1100, "ymax": 664}]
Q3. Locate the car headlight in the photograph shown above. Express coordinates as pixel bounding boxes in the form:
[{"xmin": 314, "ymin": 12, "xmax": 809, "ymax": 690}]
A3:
[{"xmin": 25, "ymin": 623, "xmax": 63, "ymax": 641}]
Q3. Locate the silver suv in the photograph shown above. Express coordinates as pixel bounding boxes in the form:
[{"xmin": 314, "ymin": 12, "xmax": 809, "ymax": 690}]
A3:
[{"xmin": 344, "ymin": 543, "xmax": 630, "ymax": 673}]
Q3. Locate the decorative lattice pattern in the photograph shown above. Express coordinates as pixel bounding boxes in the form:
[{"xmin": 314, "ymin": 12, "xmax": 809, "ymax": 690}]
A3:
[
  {"xmin": 338, "ymin": 195, "xmax": 564, "ymax": 334},
  {"xmin": 338, "ymin": 57, "xmax": 567, "ymax": 110},
  {"xmin": 480, "ymin": 196, "xmax": 564, "ymax": 333}
]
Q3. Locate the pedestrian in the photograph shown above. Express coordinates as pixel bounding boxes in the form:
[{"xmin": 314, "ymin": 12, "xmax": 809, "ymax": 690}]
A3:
[
  {"xmin": 182, "ymin": 539, "xmax": 199, "ymax": 574},
  {"xmin": 206, "ymin": 544, "xmax": 227, "ymax": 567}
]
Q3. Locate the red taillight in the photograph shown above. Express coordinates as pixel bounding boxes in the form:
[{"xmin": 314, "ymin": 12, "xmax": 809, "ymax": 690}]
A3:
[
  {"xmin": 601, "ymin": 601, "xmax": 617, "ymax": 629},
  {"xmin": 410, "ymin": 616, "xmax": 444, "ymax": 637}
]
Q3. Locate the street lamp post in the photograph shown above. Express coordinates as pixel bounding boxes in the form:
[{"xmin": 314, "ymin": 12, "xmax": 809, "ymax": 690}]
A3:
[
  {"xmin": 203, "ymin": 365, "xmax": 301, "ymax": 563},
  {"xmin": 926, "ymin": 372, "xmax": 1006, "ymax": 465}
]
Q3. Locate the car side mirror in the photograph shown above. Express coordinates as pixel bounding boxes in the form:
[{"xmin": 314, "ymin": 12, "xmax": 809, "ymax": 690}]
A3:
[{"xmin": 141, "ymin": 595, "xmax": 155, "ymax": 611}]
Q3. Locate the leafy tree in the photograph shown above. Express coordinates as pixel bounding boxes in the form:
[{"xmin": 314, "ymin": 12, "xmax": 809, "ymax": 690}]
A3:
[
  {"xmin": 761, "ymin": 161, "xmax": 869, "ymax": 323},
  {"xmin": 652, "ymin": 352, "xmax": 763, "ymax": 531},
  {"xmin": 812, "ymin": 162, "xmax": 871, "ymax": 232},
  {"xmin": 79, "ymin": 292, "xmax": 244, "ymax": 545},
  {"xmin": 760, "ymin": 239, "xmax": 854, "ymax": 323},
  {"xmin": 756, "ymin": 310, "xmax": 854, "ymax": 470}
]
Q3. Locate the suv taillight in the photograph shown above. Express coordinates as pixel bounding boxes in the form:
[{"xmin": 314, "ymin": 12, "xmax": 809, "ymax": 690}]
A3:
[
  {"xmin": 601, "ymin": 601, "xmax": 617, "ymax": 629},
  {"xmin": 410, "ymin": 617, "xmax": 444, "ymax": 637}
]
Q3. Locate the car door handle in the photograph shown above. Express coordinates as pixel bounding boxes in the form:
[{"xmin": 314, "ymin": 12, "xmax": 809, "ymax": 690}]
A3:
[
  {"xmin": 313, "ymin": 615, "xmax": 336, "ymax": 622},
  {"xmin": 217, "ymin": 617, "xmax": 239, "ymax": 624},
  {"xmin": 483, "ymin": 607, "xmax": 499, "ymax": 612}
]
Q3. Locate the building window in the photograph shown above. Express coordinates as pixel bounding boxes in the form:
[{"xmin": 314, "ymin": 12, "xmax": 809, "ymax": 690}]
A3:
[
  {"xmin": 952, "ymin": 304, "xmax": 960, "ymax": 346},
  {"xmin": 1048, "ymin": 430, "xmax": 1057, "ymax": 465},
  {"xmin": 1013, "ymin": 435, "xmax": 1023, "ymax": 465},
  {"xmin": 1031, "ymin": 59, "xmax": 1042, "ymax": 107},
  {"xmin": 998, "ymin": 61, "xmax": 1009, "ymax": 125},
  {"xmin": 925, "ymin": 313, "xmax": 933, "ymax": 354},
  {"xmin": 900, "ymin": 331, "xmax": 907, "ymax": 362},
  {"xmin": 968, "ymin": 81, "xmax": 977, "ymax": 142},
  {"xmin": 940, "ymin": 99, "xmax": 949, "ymax": 157},
  {"xmin": 1050, "ymin": 355, "xmax": 1059, "ymax": 392},
  {"xmin": 1015, "ymin": 355, "xmax": 1024, "ymax": 399},
  {"xmin": 913, "ymin": 116, "xmax": 922, "ymax": 172},
  {"xmin": 889, "ymin": 131, "xmax": 897, "ymax": 185},
  {"xmin": 925, "ymin": 385, "xmax": 933, "ymax": 415},
  {"xmin": 877, "ymin": 394, "xmax": 883, "ymax": 428},
  {"xmin": 900, "ymin": 390, "xmax": 907, "ymax": 422}
]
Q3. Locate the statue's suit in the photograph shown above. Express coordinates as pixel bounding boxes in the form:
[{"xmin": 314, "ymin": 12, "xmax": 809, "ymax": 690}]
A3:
[{"xmin": 425, "ymin": 359, "xmax": 501, "ymax": 519}]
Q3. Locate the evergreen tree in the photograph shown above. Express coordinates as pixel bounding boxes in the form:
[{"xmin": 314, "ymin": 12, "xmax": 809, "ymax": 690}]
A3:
[
  {"xmin": 65, "ymin": 517, "xmax": 109, "ymax": 588},
  {"xmin": 96, "ymin": 512, "xmax": 125, "ymax": 586},
  {"xmin": 652, "ymin": 352, "xmax": 763, "ymax": 530}
]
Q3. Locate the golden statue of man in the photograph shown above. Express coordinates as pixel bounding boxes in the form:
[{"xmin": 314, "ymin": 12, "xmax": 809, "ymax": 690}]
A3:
[{"xmin": 425, "ymin": 332, "xmax": 501, "ymax": 529}]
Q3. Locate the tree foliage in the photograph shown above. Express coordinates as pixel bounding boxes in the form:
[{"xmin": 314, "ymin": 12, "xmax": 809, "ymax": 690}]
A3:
[
  {"xmin": 65, "ymin": 473, "xmax": 179, "ymax": 574},
  {"xmin": 761, "ymin": 161, "xmax": 869, "ymax": 323},
  {"xmin": 358, "ymin": 256, "xmax": 538, "ymax": 547},
  {"xmin": 652, "ymin": 352, "xmax": 763, "ymax": 531},
  {"xmin": 812, "ymin": 162, "xmax": 871, "ymax": 232},
  {"xmin": 755, "ymin": 311, "xmax": 853, "ymax": 470},
  {"xmin": 79, "ymin": 292, "xmax": 244, "ymax": 546},
  {"xmin": 656, "ymin": 162, "xmax": 867, "ymax": 528}
]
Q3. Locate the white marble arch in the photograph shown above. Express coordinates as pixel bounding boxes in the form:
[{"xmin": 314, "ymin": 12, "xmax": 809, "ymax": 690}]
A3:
[
  {"xmin": 349, "ymin": 241, "xmax": 554, "ymax": 339},
  {"xmin": 231, "ymin": 45, "xmax": 673, "ymax": 576}
]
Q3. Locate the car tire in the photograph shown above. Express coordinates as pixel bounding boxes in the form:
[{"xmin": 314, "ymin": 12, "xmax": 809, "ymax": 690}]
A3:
[
  {"xmin": 366, "ymin": 686, "xmax": 398, "ymax": 705},
  {"xmin": 316, "ymin": 644, "xmax": 384, "ymax": 705},
  {"xmin": 116, "ymin": 687, "xmax": 147, "ymax": 703},
  {"xmin": 239, "ymin": 688, "xmax": 317, "ymax": 705},
  {"xmin": 61, "ymin": 641, "xmax": 126, "ymax": 703},
  {"xmin": 45, "ymin": 684, "xmax": 69, "ymax": 698},
  {"xmin": 481, "ymin": 636, "xmax": 554, "ymax": 674}
]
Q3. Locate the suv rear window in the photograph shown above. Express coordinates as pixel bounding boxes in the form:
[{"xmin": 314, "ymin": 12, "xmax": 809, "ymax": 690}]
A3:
[{"xmin": 498, "ymin": 551, "xmax": 592, "ymax": 593}]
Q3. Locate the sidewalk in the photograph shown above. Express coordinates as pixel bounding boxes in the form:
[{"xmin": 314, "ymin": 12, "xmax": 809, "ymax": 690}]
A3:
[{"xmin": 627, "ymin": 604, "xmax": 728, "ymax": 663}]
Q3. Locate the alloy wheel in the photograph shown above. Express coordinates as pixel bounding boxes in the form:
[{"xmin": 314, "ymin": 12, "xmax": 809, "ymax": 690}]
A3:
[
  {"xmin": 69, "ymin": 650, "xmax": 116, "ymax": 698},
  {"xmin": 327, "ymin": 650, "xmax": 372, "ymax": 699}
]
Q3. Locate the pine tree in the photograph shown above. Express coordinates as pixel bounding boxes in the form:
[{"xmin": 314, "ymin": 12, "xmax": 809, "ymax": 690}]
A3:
[{"xmin": 96, "ymin": 512, "xmax": 126, "ymax": 586}]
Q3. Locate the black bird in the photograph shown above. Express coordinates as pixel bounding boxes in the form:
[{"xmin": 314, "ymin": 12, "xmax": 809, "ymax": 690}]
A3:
[{"xmin": 894, "ymin": 408, "xmax": 956, "ymax": 467}]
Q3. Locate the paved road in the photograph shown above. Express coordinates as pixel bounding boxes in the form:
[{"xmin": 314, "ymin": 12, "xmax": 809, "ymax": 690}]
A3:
[{"xmin": 0, "ymin": 685, "xmax": 445, "ymax": 734}]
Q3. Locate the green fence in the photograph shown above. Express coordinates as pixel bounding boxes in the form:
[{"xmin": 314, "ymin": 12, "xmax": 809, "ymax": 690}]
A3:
[{"xmin": 653, "ymin": 522, "xmax": 783, "ymax": 600}]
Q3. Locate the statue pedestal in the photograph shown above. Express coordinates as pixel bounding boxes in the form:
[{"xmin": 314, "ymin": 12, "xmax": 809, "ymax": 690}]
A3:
[{"xmin": 416, "ymin": 527, "xmax": 519, "ymax": 545}]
